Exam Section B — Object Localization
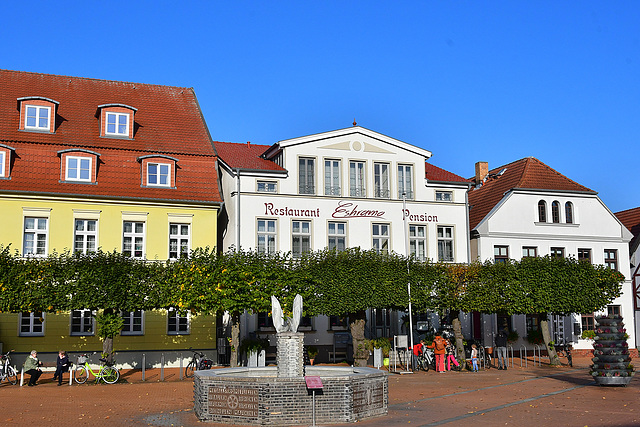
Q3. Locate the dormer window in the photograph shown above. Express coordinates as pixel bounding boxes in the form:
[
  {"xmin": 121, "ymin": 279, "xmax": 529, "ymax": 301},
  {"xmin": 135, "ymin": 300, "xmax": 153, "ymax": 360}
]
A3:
[
  {"xmin": 0, "ymin": 144, "xmax": 15, "ymax": 178},
  {"xmin": 97, "ymin": 104, "xmax": 136, "ymax": 139},
  {"xmin": 58, "ymin": 149, "xmax": 100, "ymax": 184},
  {"xmin": 137, "ymin": 155, "xmax": 177, "ymax": 188},
  {"xmin": 17, "ymin": 97, "xmax": 59, "ymax": 133},
  {"xmin": 106, "ymin": 112, "xmax": 129, "ymax": 136}
]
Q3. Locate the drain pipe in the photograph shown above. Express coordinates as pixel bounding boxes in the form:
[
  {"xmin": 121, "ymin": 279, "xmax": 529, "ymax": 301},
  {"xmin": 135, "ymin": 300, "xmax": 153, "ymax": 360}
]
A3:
[{"xmin": 236, "ymin": 168, "xmax": 241, "ymax": 250}]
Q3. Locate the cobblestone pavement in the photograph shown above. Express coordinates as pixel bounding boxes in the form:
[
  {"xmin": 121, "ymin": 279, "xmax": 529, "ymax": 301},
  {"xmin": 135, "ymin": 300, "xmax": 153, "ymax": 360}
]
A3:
[{"xmin": 0, "ymin": 357, "xmax": 637, "ymax": 426}]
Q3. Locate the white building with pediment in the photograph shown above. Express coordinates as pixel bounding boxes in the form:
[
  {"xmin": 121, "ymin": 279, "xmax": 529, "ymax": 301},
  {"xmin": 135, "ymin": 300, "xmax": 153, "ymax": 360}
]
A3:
[{"xmin": 214, "ymin": 126, "xmax": 470, "ymax": 361}]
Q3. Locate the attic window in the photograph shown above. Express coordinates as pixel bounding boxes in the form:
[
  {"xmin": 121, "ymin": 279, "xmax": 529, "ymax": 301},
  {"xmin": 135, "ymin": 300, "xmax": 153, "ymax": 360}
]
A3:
[
  {"xmin": 0, "ymin": 144, "xmax": 15, "ymax": 178},
  {"xmin": 137, "ymin": 155, "xmax": 177, "ymax": 188},
  {"xmin": 97, "ymin": 104, "xmax": 137, "ymax": 139},
  {"xmin": 17, "ymin": 97, "xmax": 59, "ymax": 133},
  {"xmin": 58, "ymin": 149, "xmax": 100, "ymax": 184}
]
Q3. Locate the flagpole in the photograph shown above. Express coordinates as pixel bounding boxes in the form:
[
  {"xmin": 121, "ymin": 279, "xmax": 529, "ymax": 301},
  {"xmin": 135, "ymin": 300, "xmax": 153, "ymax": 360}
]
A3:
[{"xmin": 403, "ymin": 192, "xmax": 414, "ymax": 365}]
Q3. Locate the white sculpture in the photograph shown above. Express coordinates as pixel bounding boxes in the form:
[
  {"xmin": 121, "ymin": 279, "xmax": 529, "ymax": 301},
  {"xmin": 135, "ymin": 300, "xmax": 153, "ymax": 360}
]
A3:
[{"xmin": 271, "ymin": 294, "xmax": 303, "ymax": 333}]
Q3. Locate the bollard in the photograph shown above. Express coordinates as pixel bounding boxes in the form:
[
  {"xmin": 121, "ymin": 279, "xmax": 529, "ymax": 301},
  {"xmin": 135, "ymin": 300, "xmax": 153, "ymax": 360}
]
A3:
[
  {"xmin": 20, "ymin": 367, "xmax": 24, "ymax": 387},
  {"xmin": 519, "ymin": 345, "xmax": 527, "ymax": 368},
  {"xmin": 161, "ymin": 353, "xmax": 165, "ymax": 381},
  {"xmin": 179, "ymin": 353, "xmax": 183, "ymax": 380},
  {"xmin": 507, "ymin": 345, "xmax": 514, "ymax": 368},
  {"xmin": 142, "ymin": 353, "xmax": 146, "ymax": 381},
  {"xmin": 69, "ymin": 364, "xmax": 73, "ymax": 386},
  {"xmin": 533, "ymin": 344, "xmax": 541, "ymax": 366}
]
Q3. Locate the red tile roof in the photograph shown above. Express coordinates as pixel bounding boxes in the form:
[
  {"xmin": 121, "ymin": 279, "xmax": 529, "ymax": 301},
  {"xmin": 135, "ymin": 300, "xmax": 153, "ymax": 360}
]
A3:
[
  {"xmin": 213, "ymin": 141, "xmax": 285, "ymax": 172},
  {"xmin": 615, "ymin": 206, "xmax": 640, "ymax": 253},
  {"xmin": 0, "ymin": 69, "xmax": 220, "ymax": 204},
  {"xmin": 467, "ymin": 157, "xmax": 595, "ymax": 229},
  {"xmin": 424, "ymin": 162, "xmax": 468, "ymax": 183}
]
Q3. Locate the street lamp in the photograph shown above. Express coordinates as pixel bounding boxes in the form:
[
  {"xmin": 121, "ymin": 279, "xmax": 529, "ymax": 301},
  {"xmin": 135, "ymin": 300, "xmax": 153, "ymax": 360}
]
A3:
[{"xmin": 402, "ymin": 192, "xmax": 414, "ymax": 362}]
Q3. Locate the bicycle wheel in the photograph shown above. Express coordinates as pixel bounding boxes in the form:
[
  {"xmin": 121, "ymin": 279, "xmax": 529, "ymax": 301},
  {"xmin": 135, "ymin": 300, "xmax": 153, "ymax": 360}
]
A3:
[
  {"xmin": 101, "ymin": 366, "xmax": 120, "ymax": 384},
  {"xmin": 420, "ymin": 358, "xmax": 429, "ymax": 372},
  {"xmin": 185, "ymin": 361, "xmax": 197, "ymax": 378},
  {"xmin": 7, "ymin": 366, "xmax": 18, "ymax": 385},
  {"xmin": 75, "ymin": 366, "xmax": 88, "ymax": 384}
]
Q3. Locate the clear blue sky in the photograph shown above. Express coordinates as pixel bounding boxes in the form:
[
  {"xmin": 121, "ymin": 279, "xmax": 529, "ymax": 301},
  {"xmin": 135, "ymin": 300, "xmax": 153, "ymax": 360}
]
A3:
[{"xmin": 2, "ymin": 1, "xmax": 638, "ymax": 212}]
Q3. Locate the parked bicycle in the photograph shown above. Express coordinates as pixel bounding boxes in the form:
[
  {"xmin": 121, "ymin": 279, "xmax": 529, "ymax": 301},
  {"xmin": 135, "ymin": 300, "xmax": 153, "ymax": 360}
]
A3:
[
  {"xmin": 554, "ymin": 342, "xmax": 573, "ymax": 367},
  {"xmin": 184, "ymin": 347, "xmax": 214, "ymax": 378},
  {"xmin": 416, "ymin": 347, "xmax": 435, "ymax": 372},
  {"xmin": 74, "ymin": 353, "xmax": 120, "ymax": 384},
  {"xmin": 0, "ymin": 350, "xmax": 18, "ymax": 385}
]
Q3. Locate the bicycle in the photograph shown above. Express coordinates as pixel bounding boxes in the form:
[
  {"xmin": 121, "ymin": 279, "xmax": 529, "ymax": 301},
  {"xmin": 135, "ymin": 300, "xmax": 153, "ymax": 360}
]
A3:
[
  {"xmin": 74, "ymin": 353, "xmax": 120, "ymax": 384},
  {"xmin": 184, "ymin": 347, "xmax": 214, "ymax": 378},
  {"xmin": 554, "ymin": 343, "xmax": 573, "ymax": 367},
  {"xmin": 0, "ymin": 350, "xmax": 18, "ymax": 385},
  {"xmin": 417, "ymin": 347, "xmax": 435, "ymax": 372}
]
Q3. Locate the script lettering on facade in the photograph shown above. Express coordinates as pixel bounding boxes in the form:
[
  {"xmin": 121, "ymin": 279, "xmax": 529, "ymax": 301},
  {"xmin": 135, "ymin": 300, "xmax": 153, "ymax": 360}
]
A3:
[{"xmin": 332, "ymin": 201, "xmax": 385, "ymax": 219}]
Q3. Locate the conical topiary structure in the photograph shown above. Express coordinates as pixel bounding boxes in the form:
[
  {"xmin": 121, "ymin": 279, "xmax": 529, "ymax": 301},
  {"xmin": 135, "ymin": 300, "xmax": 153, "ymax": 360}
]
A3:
[{"xmin": 590, "ymin": 314, "xmax": 635, "ymax": 386}]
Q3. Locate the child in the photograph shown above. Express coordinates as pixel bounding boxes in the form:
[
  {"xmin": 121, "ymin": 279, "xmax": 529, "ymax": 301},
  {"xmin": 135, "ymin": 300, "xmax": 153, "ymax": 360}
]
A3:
[
  {"xmin": 53, "ymin": 350, "xmax": 70, "ymax": 386},
  {"xmin": 445, "ymin": 339, "xmax": 460, "ymax": 371},
  {"xmin": 471, "ymin": 344, "xmax": 478, "ymax": 372}
]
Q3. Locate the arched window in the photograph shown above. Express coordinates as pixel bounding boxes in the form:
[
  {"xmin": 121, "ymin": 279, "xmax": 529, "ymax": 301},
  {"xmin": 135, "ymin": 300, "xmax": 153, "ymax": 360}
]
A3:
[
  {"xmin": 537, "ymin": 200, "xmax": 547, "ymax": 223},
  {"xmin": 565, "ymin": 202, "xmax": 573, "ymax": 224},
  {"xmin": 551, "ymin": 201, "xmax": 560, "ymax": 223}
]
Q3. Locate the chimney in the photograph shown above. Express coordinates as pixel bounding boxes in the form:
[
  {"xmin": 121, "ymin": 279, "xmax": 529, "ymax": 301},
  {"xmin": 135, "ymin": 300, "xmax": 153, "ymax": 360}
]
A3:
[{"xmin": 475, "ymin": 162, "xmax": 488, "ymax": 185}]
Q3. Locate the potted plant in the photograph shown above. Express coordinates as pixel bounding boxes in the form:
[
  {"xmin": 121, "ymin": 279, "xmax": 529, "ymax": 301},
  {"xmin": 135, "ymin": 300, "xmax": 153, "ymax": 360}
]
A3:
[
  {"xmin": 507, "ymin": 330, "xmax": 519, "ymax": 343},
  {"xmin": 307, "ymin": 346, "xmax": 318, "ymax": 365},
  {"xmin": 373, "ymin": 337, "xmax": 392, "ymax": 368},
  {"xmin": 581, "ymin": 330, "xmax": 596, "ymax": 340},
  {"xmin": 239, "ymin": 337, "xmax": 270, "ymax": 367},
  {"xmin": 590, "ymin": 314, "xmax": 635, "ymax": 386}
]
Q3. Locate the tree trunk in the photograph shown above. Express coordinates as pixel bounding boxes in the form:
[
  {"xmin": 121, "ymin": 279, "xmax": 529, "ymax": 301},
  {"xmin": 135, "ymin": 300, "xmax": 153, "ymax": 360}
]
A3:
[
  {"xmin": 103, "ymin": 336, "xmax": 114, "ymax": 364},
  {"xmin": 350, "ymin": 310, "xmax": 368, "ymax": 367},
  {"xmin": 451, "ymin": 311, "xmax": 466, "ymax": 368},
  {"xmin": 230, "ymin": 312, "xmax": 241, "ymax": 368},
  {"xmin": 540, "ymin": 316, "xmax": 560, "ymax": 365}
]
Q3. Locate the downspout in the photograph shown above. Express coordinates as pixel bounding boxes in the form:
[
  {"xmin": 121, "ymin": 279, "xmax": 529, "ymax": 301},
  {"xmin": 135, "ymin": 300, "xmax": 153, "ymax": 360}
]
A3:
[
  {"xmin": 465, "ymin": 184, "xmax": 472, "ymax": 263},
  {"xmin": 236, "ymin": 168, "xmax": 241, "ymax": 251}
]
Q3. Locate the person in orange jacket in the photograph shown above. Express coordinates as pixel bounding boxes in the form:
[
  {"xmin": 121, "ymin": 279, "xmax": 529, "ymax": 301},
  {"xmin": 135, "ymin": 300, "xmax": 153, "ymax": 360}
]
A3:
[{"xmin": 427, "ymin": 333, "xmax": 447, "ymax": 372}]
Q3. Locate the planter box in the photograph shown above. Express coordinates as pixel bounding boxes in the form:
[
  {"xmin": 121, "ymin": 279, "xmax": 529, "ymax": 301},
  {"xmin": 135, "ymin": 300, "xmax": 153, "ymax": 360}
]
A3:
[{"xmin": 593, "ymin": 376, "xmax": 633, "ymax": 386}]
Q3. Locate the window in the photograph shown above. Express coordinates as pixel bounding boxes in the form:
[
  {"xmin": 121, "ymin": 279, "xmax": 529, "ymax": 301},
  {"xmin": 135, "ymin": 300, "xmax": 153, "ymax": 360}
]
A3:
[
  {"xmin": 167, "ymin": 308, "xmax": 189, "ymax": 335},
  {"xmin": 604, "ymin": 249, "xmax": 618, "ymax": 271},
  {"xmin": 121, "ymin": 310, "xmax": 144, "ymax": 335},
  {"xmin": 23, "ymin": 217, "xmax": 48, "ymax": 256},
  {"xmin": 292, "ymin": 220, "xmax": 311, "ymax": 258},
  {"xmin": 258, "ymin": 312, "xmax": 274, "ymax": 329},
  {"xmin": 581, "ymin": 313, "xmax": 595, "ymax": 332},
  {"xmin": 65, "ymin": 156, "xmax": 92, "ymax": 181},
  {"xmin": 578, "ymin": 248, "xmax": 591, "ymax": 263},
  {"xmin": 374, "ymin": 163, "xmax": 390, "ymax": 198},
  {"xmin": 607, "ymin": 305, "xmax": 621, "ymax": 317},
  {"xmin": 551, "ymin": 201, "xmax": 560, "ymax": 223},
  {"xmin": 19, "ymin": 312, "xmax": 44, "ymax": 336},
  {"xmin": 494, "ymin": 246, "xmax": 509, "ymax": 263},
  {"xmin": 565, "ymin": 202, "xmax": 574, "ymax": 224},
  {"xmin": 24, "ymin": 105, "xmax": 51, "ymax": 131},
  {"xmin": 409, "ymin": 225, "xmax": 427, "ymax": 261},
  {"xmin": 526, "ymin": 314, "xmax": 542, "ymax": 333},
  {"xmin": 522, "ymin": 246, "xmax": 537, "ymax": 258},
  {"xmin": 550, "ymin": 247, "xmax": 565, "ymax": 258},
  {"xmin": 123, "ymin": 221, "xmax": 145, "ymax": 259},
  {"xmin": 0, "ymin": 151, "xmax": 5, "ymax": 177},
  {"xmin": 324, "ymin": 159, "xmax": 341, "ymax": 196},
  {"xmin": 398, "ymin": 164, "xmax": 413, "ymax": 199},
  {"xmin": 349, "ymin": 161, "xmax": 366, "ymax": 197},
  {"xmin": 105, "ymin": 112, "xmax": 129, "ymax": 136},
  {"xmin": 537, "ymin": 200, "xmax": 547, "ymax": 223},
  {"xmin": 70, "ymin": 309, "xmax": 95, "ymax": 336},
  {"xmin": 437, "ymin": 226, "xmax": 454, "ymax": 262},
  {"xmin": 298, "ymin": 157, "xmax": 315, "ymax": 194},
  {"xmin": 328, "ymin": 221, "xmax": 346, "ymax": 251},
  {"xmin": 372, "ymin": 223, "xmax": 389, "ymax": 254},
  {"xmin": 436, "ymin": 191, "xmax": 453, "ymax": 202},
  {"xmin": 74, "ymin": 219, "xmax": 97, "ymax": 254},
  {"xmin": 147, "ymin": 163, "xmax": 170, "ymax": 187},
  {"xmin": 169, "ymin": 224, "xmax": 190, "ymax": 259},
  {"xmin": 257, "ymin": 219, "xmax": 276, "ymax": 254},
  {"xmin": 257, "ymin": 181, "xmax": 277, "ymax": 193},
  {"xmin": 329, "ymin": 315, "xmax": 349, "ymax": 330}
]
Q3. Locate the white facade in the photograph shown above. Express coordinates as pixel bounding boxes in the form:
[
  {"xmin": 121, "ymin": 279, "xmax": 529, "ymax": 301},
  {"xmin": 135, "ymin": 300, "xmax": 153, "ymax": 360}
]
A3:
[
  {"xmin": 471, "ymin": 188, "xmax": 635, "ymax": 351},
  {"xmin": 216, "ymin": 127, "xmax": 470, "ymax": 356}
]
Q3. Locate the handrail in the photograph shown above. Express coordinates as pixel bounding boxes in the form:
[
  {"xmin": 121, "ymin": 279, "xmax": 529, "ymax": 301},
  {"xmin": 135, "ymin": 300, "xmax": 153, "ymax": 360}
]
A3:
[{"xmin": 519, "ymin": 345, "xmax": 527, "ymax": 368}]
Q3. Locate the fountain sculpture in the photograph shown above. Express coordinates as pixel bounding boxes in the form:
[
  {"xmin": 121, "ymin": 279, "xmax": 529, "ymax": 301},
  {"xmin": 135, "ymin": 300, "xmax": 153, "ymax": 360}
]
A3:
[{"xmin": 194, "ymin": 295, "xmax": 388, "ymax": 425}]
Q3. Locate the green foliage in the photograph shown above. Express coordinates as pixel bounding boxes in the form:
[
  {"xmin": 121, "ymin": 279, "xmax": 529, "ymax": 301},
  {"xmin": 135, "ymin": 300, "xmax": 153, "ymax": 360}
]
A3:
[
  {"xmin": 307, "ymin": 346, "xmax": 319, "ymax": 358},
  {"xmin": 239, "ymin": 336, "xmax": 270, "ymax": 354},
  {"xmin": 96, "ymin": 310, "xmax": 124, "ymax": 340},
  {"xmin": 526, "ymin": 328, "xmax": 544, "ymax": 345},
  {"xmin": 581, "ymin": 329, "xmax": 596, "ymax": 340},
  {"xmin": 507, "ymin": 330, "xmax": 519, "ymax": 342}
]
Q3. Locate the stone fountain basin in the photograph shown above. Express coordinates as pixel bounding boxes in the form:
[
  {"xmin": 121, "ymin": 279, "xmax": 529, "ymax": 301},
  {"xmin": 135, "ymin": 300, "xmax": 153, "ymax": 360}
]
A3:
[{"xmin": 194, "ymin": 366, "xmax": 388, "ymax": 425}]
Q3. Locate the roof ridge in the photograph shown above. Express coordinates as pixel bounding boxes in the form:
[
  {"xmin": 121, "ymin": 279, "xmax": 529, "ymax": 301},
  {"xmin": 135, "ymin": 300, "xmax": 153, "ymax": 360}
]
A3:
[{"xmin": 0, "ymin": 68, "xmax": 192, "ymax": 91}]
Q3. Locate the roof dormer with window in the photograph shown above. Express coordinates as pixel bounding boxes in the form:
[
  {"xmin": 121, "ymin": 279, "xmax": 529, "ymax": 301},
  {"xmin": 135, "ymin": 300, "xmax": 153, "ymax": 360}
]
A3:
[
  {"xmin": 96, "ymin": 104, "xmax": 137, "ymax": 139},
  {"xmin": 17, "ymin": 96, "xmax": 59, "ymax": 133},
  {"xmin": 58, "ymin": 149, "xmax": 100, "ymax": 184},
  {"xmin": 137, "ymin": 155, "xmax": 177, "ymax": 188},
  {"xmin": 0, "ymin": 144, "xmax": 16, "ymax": 179}
]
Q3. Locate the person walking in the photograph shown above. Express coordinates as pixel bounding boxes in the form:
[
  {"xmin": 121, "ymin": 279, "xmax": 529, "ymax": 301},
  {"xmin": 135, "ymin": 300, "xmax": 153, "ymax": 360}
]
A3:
[
  {"xmin": 23, "ymin": 350, "xmax": 42, "ymax": 386},
  {"xmin": 445, "ymin": 339, "xmax": 460, "ymax": 371},
  {"xmin": 495, "ymin": 330, "xmax": 508, "ymax": 370},
  {"xmin": 52, "ymin": 350, "xmax": 70, "ymax": 386},
  {"xmin": 471, "ymin": 344, "xmax": 479, "ymax": 372}
]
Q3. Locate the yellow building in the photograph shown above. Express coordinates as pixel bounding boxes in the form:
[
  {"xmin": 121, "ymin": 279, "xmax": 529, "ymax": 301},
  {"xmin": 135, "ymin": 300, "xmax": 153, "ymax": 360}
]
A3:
[{"xmin": 0, "ymin": 70, "xmax": 222, "ymax": 368}]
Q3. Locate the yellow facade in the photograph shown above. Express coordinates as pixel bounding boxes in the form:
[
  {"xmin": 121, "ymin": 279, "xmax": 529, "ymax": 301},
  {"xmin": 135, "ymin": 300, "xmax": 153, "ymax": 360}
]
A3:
[{"xmin": 0, "ymin": 194, "xmax": 218, "ymax": 360}]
